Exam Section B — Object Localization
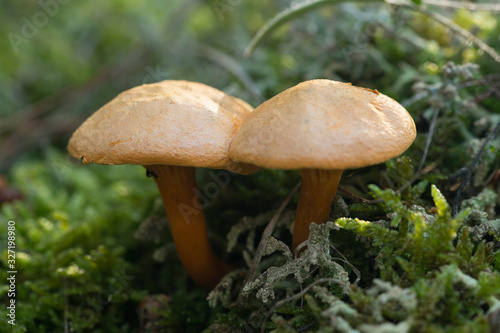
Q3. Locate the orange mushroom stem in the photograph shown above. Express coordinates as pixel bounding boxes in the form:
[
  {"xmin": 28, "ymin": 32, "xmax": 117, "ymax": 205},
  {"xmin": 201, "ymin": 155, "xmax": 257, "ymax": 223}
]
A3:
[
  {"xmin": 293, "ymin": 169, "xmax": 343, "ymax": 252},
  {"xmin": 146, "ymin": 164, "xmax": 233, "ymax": 290}
]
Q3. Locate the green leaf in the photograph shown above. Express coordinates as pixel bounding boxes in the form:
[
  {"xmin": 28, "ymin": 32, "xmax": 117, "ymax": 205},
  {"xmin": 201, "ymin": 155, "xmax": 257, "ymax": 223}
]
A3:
[
  {"xmin": 335, "ymin": 218, "xmax": 399, "ymax": 246},
  {"xmin": 431, "ymin": 184, "xmax": 451, "ymax": 220}
]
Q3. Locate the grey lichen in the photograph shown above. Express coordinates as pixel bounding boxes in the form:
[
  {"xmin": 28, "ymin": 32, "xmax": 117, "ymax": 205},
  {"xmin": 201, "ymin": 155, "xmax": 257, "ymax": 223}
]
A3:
[
  {"xmin": 462, "ymin": 187, "xmax": 498, "ymax": 221},
  {"xmin": 365, "ymin": 280, "xmax": 417, "ymax": 322},
  {"xmin": 357, "ymin": 321, "xmax": 412, "ymax": 333},
  {"xmin": 462, "ymin": 188, "xmax": 500, "ymax": 241},
  {"xmin": 134, "ymin": 216, "xmax": 168, "ymax": 243},
  {"xmin": 264, "ymin": 236, "xmax": 293, "ymax": 261},
  {"xmin": 227, "ymin": 210, "xmax": 296, "ymax": 254},
  {"xmin": 466, "ymin": 138, "xmax": 497, "ymax": 187},
  {"xmin": 207, "ymin": 268, "xmax": 247, "ymax": 308},
  {"xmin": 311, "ymin": 286, "xmax": 360, "ymax": 333},
  {"xmin": 243, "ymin": 222, "xmax": 349, "ymax": 303},
  {"xmin": 305, "ymin": 280, "xmax": 417, "ymax": 333},
  {"xmin": 153, "ymin": 243, "xmax": 176, "ymax": 263},
  {"xmin": 208, "ymin": 183, "xmax": 500, "ymax": 332},
  {"xmin": 330, "ymin": 195, "xmax": 350, "ymax": 220}
]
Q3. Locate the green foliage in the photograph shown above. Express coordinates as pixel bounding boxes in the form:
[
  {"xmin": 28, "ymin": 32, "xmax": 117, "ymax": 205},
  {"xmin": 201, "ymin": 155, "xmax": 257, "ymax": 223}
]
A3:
[
  {"xmin": 212, "ymin": 185, "xmax": 498, "ymax": 332},
  {"xmin": 3, "ymin": 0, "xmax": 500, "ymax": 332},
  {"xmin": 242, "ymin": 222, "xmax": 350, "ymax": 304},
  {"xmin": 329, "ymin": 186, "xmax": 497, "ymax": 331},
  {"xmin": 0, "ymin": 149, "xmax": 156, "ymax": 332}
]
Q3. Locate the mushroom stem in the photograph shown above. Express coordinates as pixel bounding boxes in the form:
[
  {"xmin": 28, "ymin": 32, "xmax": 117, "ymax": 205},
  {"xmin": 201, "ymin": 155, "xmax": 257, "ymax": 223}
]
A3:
[
  {"xmin": 146, "ymin": 164, "xmax": 233, "ymax": 290},
  {"xmin": 293, "ymin": 169, "xmax": 343, "ymax": 252}
]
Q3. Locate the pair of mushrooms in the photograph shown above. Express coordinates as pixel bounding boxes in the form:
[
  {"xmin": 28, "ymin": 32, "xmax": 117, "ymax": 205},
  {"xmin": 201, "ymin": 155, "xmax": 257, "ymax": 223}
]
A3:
[{"xmin": 68, "ymin": 79, "xmax": 416, "ymax": 290}]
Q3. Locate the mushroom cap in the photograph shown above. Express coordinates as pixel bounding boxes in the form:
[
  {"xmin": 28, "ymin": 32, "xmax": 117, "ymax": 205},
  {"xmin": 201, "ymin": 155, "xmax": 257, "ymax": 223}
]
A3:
[
  {"xmin": 68, "ymin": 80, "xmax": 257, "ymax": 174},
  {"xmin": 229, "ymin": 79, "xmax": 416, "ymax": 170}
]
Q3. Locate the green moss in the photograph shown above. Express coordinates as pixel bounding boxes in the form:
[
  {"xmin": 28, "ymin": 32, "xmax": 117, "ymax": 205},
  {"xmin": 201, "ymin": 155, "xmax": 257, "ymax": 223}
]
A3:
[{"xmin": 3, "ymin": 2, "xmax": 500, "ymax": 331}]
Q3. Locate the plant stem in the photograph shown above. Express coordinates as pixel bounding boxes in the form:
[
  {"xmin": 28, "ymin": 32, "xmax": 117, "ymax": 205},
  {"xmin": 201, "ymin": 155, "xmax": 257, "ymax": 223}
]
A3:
[
  {"xmin": 293, "ymin": 169, "xmax": 343, "ymax": 251},
  {"xmin": 147, "ymin": 165, "xmax": 233, "ymax": 290}
]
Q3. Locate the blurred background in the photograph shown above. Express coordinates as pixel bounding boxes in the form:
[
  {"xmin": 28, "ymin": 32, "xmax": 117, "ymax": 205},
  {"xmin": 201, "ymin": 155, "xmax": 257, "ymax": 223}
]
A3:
[
  {"xmin": 1, "ymin": 0, "xmax": 500, "ymax": 332},
  {"xmin": 2, "ymin": 0, "xmax": 499, "ymax": 172}
]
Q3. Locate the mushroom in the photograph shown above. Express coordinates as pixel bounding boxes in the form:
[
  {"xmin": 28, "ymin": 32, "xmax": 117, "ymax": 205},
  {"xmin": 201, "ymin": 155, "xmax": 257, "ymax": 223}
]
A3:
[
  {"xmin": 68, "ymin": 80, "xmax": 257, "ymax": 290},
  {"xmin": 228, "ymin": 79, "xmax": 416, "ymax": 252}
]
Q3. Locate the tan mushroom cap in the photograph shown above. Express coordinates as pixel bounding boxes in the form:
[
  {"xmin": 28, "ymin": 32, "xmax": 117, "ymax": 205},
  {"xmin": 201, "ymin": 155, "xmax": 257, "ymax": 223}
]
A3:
[
  {"xmin": 229, "ymin": 79, "xmax": 416, "ymax": 170},
  {"xmin": 68, "ymin": 80, "xmax": 257, "ymax": 174}
]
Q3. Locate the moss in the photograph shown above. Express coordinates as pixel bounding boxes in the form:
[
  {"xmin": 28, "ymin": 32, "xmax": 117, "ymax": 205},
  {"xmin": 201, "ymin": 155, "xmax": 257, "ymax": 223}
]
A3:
[
  {"xmin": 3, "ymin": 3, "xmax": 500, "ymax": 330},
  {"xmin": 207, "ymin": 181, "xmax": 500, "ymax": 332}
]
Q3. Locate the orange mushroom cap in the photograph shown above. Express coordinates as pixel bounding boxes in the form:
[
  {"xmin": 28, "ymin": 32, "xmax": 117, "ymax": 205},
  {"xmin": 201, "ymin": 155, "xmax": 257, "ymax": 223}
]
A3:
[
  {"xmin": 229, "ymin": 79, "xmax": 416, "ymax": 170},
  {"xmin": 68, "ymin": 80, "xmax": 258, "ymax": 174}
]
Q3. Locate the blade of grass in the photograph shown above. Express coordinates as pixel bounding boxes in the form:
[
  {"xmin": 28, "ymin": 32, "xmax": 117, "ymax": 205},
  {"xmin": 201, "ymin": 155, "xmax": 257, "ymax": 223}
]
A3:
[{"xmin": 244, "ymin": 0, "xmax": 384, "ymax": 57}]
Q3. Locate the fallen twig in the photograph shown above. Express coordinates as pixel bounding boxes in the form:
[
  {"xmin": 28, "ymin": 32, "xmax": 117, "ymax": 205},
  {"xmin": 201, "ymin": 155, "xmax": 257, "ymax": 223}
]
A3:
[
  {"xmin": 397, "ymin": 107, "xmax": 440, "ymax": 194},
  {"xmin": 387, "ymin": 0, "xmax": 500, "ymax": 64},
  {"xmin": 196, "ymin": 43, "xmax": 264, "ymax": 103},
  {"xmin": 452, "ymin": 121, "xmax": 500, "ymax": 215},
  {"xmin": 238, "ymin": 181, "xmax": 301, "ymax": 303},
  {"xmin": 260, "ymin": 277, "xmax": 344, "ymax": 333},
  {"xmin": 423, "ymin": 0, "xmax": 500, "ymax": 12},
  {"xmin": 337, "ymin": 186, "xmax": 383, "ymax": 204}
]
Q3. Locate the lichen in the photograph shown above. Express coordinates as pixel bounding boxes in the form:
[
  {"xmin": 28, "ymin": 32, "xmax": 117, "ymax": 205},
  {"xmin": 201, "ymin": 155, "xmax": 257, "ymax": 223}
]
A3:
[
  {"xmin": 243, "ymin": 222, "xmax": 350, "ymax": 304},
  {"xmin": 208, "ymin": 181, "xmax": 500, "ymax": 332}
]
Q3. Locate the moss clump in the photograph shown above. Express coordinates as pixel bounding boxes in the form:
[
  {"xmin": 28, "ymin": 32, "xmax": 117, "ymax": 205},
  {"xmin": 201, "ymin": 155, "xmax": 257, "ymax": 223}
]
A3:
[{"xmin": 208, "ymin": 185, "xmax": 500, "ymax": 332}]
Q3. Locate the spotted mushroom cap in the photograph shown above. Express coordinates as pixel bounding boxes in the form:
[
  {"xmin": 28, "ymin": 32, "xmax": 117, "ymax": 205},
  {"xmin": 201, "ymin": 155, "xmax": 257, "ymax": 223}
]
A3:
[
  {"xmin": 229, "ymin": 79, "xmax": 416, "ymax": 170},
  {"xmin": 68, "ymin": 80, "xmax": 257, "ymax": 174}
]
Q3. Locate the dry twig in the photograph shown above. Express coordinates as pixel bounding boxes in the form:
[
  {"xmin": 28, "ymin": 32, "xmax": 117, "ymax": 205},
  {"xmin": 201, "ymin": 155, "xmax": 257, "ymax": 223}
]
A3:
[
  {"xmin": 260, "ymin": 277, "xmax": 345, "ymax": 333},
  {"xmin": 423, "ymin": 0, "xmax": 500, "ymax": 11},
  {"xmin": 452, "ymin": 121, "xmax": 500, "ymax": 215},
  {"xmin": 238, "ymin": 181, "xmax": 301, "ymax": 303}
]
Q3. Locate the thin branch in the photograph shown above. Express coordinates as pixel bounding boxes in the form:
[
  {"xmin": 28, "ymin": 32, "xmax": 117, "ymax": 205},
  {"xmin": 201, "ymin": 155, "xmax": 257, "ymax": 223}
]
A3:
[
  {"xmin": 260, "ymin": 277, "xmax": 344, "ymax": 333},
  {"xmin": 481, "ymin": 161, "xmax": 500, "ymax": 188},
  {"xmin": 418, "ymin": 108, "xmax": 440, "ymax": 173},
  {"xmin": 0, "ymin": 49, "xmax": 147, "ymax": 136},
  {"xmin": 330, "ymin": 244, "xmax": 361, "ymax": 284},
  {"xmin": 196, "ymin": 43, "xmax": 264, "ymax": 103},
  {"xmin": 238, "ymin": 181, "xmax": 301, "ymax": 303},
  {"xmin": 244, "ymin": 0, "xmax": 383, "ymax": 57},
  {"xmin": 458, "ymin": 74, "xmax": 500, "ymax": 90},
  {"xmin": 337, "ymin": 186, "xmax": 383, "ymax": 204},
  {"xmin": 401, "ymin": 90, "xmax": 429, "ymax": 108},
  {"xmin": 397, "ymin": 107, "xmax": 440, "ymax": 194},
  {"xmin": 452, "ymin": 120, "xmax": 500, "ymax": 215},
  {"xmin": 245, "ymin": 0, "xmax": 500, "ymax": 64},
  {"xmin": 474, "ymin": 86, "xmax": 500, "ymax": 104},
  {"xmin": 423, "ymin": 0, "xmax": 500, "ymax": 11},
  {"xmin": 388, "ymin": 0, "xmax": 500, "ymax": 64},
  {"xmin": 403, "ymin": 73, "xmax": 500, "ymax": 108},
  {"xmin": 422, "ymin": 8, "xmax": 500, "ymax": 64}
]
